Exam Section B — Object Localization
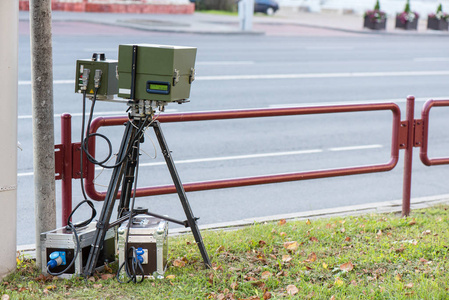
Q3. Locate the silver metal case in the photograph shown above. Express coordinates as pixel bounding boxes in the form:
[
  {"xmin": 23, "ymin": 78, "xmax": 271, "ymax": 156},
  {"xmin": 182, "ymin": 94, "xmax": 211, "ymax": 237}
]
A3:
[
  {"xmin": 40, "ymin": 223, "xmax": 116, "ymax": 278},
  {"xmin": 118, "ymin": 215, "xmax": 168, "ymax": 279}
]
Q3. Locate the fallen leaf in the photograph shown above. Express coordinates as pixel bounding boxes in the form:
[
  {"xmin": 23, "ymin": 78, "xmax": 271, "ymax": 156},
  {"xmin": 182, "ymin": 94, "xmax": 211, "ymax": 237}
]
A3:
[
  {"xmin": 173, "ymin": 259, "xmax": 186, "ymax": 267},
  {"xmin": 103, "ymin": 263, "xmax": 113, "ymax": 273},
  {"xmin": 340, "ymin": 228, "xmax": 346, "ymax": 233},
  {"xmin": 279, "ymin": 232, "xmax": 287, "ymax": 237},
  {"xmin": 88, "ymin": 276, "xmax": 96, "ymax": 282},
  {"xmin": 93, "ymin": 284, "xmax": 102, "ymax": 289},
  {"xmin": 345, "ymin": 236, "xmax": 351, "ymax": 242},
  {"xmin": 420, "ymin": 258, "xmax": 428, "ymax": 263},
  {"xmin": 283, "ymin": 241, "xmax": 299, "ymax": 251},
  {"xmin": 166, "ymin": 275, "xmax": 175, "ymax": 279},
  {"xmin": 282, "ymin": 255, "xmax": 292, "ymax": 263},
  {"xmin": 286, "ymin": 284, "xmax": 299, "ymax": 295},
  {"xmin": 2, "ymin": 295, "xmax": 10, "ymax": 300},
  {"xmin": 263, "ymin": 291, "xmax": 272, "ymax": 299},
  {"xmin": 408, "ymin": 219, "xmax": 416, "ymax": 226},
  {"xmin": 216, "ymin": 245, "xmax": 225, "ymax": 253},
  {"xmin": 261, "ymin": 271, "xmax": 272, "ymax": 279},
  {"xmin": 395, "ymin": 274, "xmax": 402, "ymax": 281},
  {"xmin": 334, "ymin": 278, "xmax": 344, "ymax": 287},
  {"xmin": 309, "ymin": 236, "xmax": 319, "ymax": 242},
  {"xmin": 330, "ymin": 296, "xmax": 336, "ymax": 300},
  {"xmin": 100, "ymin": 274, "xmax": 115, "ymax": 280},
  {"xmin": 322, "ymin": 262, "xmax": 328, "ymax": 269},
  {"xmin": 395, "ymin": 247, "xmax": 405, "ymax": 253},
  {"xmin": 259, "ymin": 240, "xmax": 267, "ymax": 247},
  {"xmin": 306, "ymin": 219, "xmax": 311, "ymax": 225},
  {"xmin": 340, "ymin": 262, "xmax": 354, "ymax": 272},
  {"xmin": 422, "ymin": 230, "xmax": 431, "ymax": 235},
  {"xmin": 278, "ymin": 219, "xmax": 287, "ymax": 225},
  {"xmin": 306, "ymin": 252, "xmax": 317, "ymax": 262},
  {"xmin": 405, "ymin": 283, "xmax": 413, "ymax": 289},
  {"xmin": 377, "ymin": 230, "xmax": 383, "ymax": 236},
  {"xmin": 230, "ymin": 282, "xmax": 238, "ymax": 290},
  {"xmin": 276, "ymin": 270, "xmax": 286, "ymax": 277}
]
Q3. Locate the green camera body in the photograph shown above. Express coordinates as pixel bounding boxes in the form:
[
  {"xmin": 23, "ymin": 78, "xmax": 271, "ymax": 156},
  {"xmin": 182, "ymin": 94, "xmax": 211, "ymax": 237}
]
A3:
[
  {"xmin": 75, "ymin": 58, "xmax": 118, "ymax": 100},
  {"xmin": 117, "ymin": 44, "xmax": 197, "ymax": 103}
]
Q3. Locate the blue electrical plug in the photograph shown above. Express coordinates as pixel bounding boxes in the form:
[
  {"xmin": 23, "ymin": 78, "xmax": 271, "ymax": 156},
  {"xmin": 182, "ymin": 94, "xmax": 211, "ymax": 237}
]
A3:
[{"xmin": 47, "ymin": 251, "xmax": 66, "ymax": 269}]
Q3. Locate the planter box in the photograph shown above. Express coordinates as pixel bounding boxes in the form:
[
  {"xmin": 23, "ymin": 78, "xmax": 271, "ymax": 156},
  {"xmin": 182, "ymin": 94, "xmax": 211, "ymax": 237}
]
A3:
[
  {"xmin": 395, "ymin": 16, "xmax": 418, "ymax": 30},
  {"xmin": 427, "ymin": 17, "xmax": 449, "ymax": 31},
  {"xmin": 363, "ymin": 16, "xmax": 387, "ymax": 30}
]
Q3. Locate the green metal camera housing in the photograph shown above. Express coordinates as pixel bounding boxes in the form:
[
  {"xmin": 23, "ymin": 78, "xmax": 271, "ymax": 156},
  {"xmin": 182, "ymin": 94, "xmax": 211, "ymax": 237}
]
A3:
[
  {"xmin": 117, "ymin": 44, "xmax": 197, "ymax": 102},
  {"xmin": 75, "ymin": 59, "xmax": 118, "ymax": 99}
]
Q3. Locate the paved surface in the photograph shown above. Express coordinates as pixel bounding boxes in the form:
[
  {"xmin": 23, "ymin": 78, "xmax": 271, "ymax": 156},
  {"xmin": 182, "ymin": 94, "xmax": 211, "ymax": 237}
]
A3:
[
  {"xmin": 19, "ymin": 9, "xmax": 449, "ymax": 36},
  {"xmin": 16, "ymin": 8, "xmax": 449, "ymax": 256}
]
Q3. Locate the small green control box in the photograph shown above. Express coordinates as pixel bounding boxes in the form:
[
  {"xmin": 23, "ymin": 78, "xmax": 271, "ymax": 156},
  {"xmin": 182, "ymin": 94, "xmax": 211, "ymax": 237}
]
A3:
[
  {"xmin": 75, "ymin": 54, "xmax": 118, "ymax": 99},
  {"xmin": 117, "ymin": 44, "xmax": 197, "ymax": 102}
]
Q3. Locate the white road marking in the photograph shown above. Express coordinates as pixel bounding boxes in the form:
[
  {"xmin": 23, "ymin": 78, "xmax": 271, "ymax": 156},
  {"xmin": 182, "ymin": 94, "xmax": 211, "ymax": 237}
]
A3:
[
  {"xmin": 18, "ymin": 109, "xmax": 177, "ymax": 120},
  {"xmin": 196, "ymin": 61, "xmax": 255, "ymax": 65},
  {"xmin": 329, "ymin": 145, "xmax": 383, "ymax": 152},
  {"xmin": 137, "ymin": 149, "xmax": 324, "ymax": 168},
  {"xmin": 17, "ymin": 70, "xmax": 449, "ymax": 86},
  {"xmin": 16, "ymin": 145, "xmax": 384, "ymax": 177},
  {"xmin": 18, "ymin": 172, "xmax": 34, "ymax": 177},
  {"xmin": 414, "ymin": 57, "xmax": 449, "ymax": 62},
  {"xmin": 196, "ymin": 70, "xmax": 449, "ymax": 81},
  {"xmin": 18, "ymin": 79, "xmax": 74, "ymax": 85},
  {"xmin": 268, "ymin": 96, "xmax": 449, "ymax": 108}
]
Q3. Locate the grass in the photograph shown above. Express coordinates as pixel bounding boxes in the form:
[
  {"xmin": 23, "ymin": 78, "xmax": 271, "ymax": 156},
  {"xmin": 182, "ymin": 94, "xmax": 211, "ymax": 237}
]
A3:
[
  {"xmin": 197, "ymin": 10, "xmax": 238, "ymax": 16},
  {"xmin": 3, "ymin": 205, "xmax": 449, "ymax": 299}
]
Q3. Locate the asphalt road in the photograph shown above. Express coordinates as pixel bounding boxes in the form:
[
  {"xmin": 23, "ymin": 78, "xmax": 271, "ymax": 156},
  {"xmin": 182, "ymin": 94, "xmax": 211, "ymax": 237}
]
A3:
[{"xmin": 17, "ymin": 20, "xmax": 449, "ymax": 245}]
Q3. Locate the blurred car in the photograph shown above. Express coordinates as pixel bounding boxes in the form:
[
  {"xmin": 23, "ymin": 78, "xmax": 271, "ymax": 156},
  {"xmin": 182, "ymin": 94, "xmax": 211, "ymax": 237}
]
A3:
[{"xmin": 254, "ymin": 0, "xmax": 279, "ymax": 15}]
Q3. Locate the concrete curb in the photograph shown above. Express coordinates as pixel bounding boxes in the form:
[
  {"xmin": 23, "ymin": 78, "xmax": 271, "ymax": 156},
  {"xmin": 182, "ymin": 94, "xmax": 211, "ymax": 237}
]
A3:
[
  {"xmin": 170, "ymin": 193, "xmax": 449, "ymax": 235},
  {"xmin": 18, "ymin": 11, "xmax": 449, "ymax": 36},
  {"xmin": 18, "ymin": 194, "xmax": 449, "ymax": 259}
]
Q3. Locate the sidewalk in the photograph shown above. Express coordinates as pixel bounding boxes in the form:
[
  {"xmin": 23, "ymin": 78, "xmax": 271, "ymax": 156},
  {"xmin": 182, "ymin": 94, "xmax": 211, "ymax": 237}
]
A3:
[{"xmin": 19, "ymin": 9, "xmax": 449, "ymax": 36}]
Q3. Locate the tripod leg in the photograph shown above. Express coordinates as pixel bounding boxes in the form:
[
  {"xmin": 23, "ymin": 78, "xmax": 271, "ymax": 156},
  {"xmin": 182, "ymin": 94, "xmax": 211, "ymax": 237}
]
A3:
[
  {"xmin": 84, "ymin": 121, "xmax": 137, "ymax": 276},
  {"xmin": 117, "ymin": 122, "xmax": 143, "ymax": 218},
  {"xmin": 152, "ymin": 121, "xmax": 211, "ymax": 268}
]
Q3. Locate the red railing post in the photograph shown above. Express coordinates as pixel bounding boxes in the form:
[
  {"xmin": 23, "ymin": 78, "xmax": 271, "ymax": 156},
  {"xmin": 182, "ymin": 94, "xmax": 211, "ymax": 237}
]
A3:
[
  {"xmin": 402, "ymin": 96, "xmax": 415, "ymax": 217},
  {"xmin": 61, "ymin": 114, "xmax": 72, "ymax": 226}
]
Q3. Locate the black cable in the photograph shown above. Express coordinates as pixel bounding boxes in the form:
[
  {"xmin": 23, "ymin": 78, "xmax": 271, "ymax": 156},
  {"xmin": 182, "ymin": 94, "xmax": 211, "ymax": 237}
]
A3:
[
  {"xmin": 116, "ymin": 139, "xmax": 146, "ymax": 284},
  {"xmin": 81, "ymin": 103, "xmax": 150, "ymax": 169},
  {"xmin": 46, "ymin": 222, "xmax": 80, "ymax": 276}
]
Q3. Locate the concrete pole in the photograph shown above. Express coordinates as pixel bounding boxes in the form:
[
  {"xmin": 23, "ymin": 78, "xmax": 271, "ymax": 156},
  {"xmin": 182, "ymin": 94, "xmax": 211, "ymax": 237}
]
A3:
[
  {"xmin": 238, "ymin": 0, "xmax": 254, "ymax": 31},
  {"xmin": 0, "ymin": 0, "xmax": 19, "ymax": 280},
  {"xmin": 30, "ymin": 0, "xmax": 56, "ymax": 268}
]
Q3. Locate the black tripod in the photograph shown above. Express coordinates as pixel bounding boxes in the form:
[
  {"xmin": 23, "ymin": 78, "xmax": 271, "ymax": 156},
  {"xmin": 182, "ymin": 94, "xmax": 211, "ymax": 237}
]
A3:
[{"xmin": 83, "ymin": 116, "xmax": 211, "ymax": 277}]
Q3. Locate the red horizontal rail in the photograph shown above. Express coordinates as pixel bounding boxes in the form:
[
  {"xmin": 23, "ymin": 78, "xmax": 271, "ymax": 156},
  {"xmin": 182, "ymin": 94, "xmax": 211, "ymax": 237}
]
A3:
[
  {"xmin": 85, "ymin": 103, "xmax": 402, "ymax": 201},
  {"xmin": 420, "ymin": 99, "xmax": 449, "ymax": 166}
]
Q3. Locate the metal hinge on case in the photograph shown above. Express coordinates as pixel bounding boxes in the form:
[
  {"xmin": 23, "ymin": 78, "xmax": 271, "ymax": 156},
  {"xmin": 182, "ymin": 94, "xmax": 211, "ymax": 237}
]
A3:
[
  {"xmin": 173, "ymin": 69, "xmax": 180, "ymax": 86},
  {"xmin": 189, "ymin": 68, "xmax": 195, "ymax": 84}
]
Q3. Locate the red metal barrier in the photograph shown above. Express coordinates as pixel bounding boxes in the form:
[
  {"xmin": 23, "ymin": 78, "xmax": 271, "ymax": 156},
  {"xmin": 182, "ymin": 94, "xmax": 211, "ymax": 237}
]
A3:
[
  {"xmin": 83, "ymin": 103, "xmax": 402, "ymax": 202},
  {"xmin": 420, "ymin": 99, "xmax": 449, "ymax": 166}
]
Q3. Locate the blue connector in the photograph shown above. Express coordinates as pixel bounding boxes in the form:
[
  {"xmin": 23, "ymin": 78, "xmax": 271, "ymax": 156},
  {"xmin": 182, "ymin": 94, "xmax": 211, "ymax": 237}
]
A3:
[
  {"xmin": 135, "ymin": 247, "xmax": 144, "ymax": 264},
  {"xmin": 47, "ymin": 251, "xmax": 67, "ymax": 269}
]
